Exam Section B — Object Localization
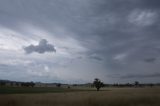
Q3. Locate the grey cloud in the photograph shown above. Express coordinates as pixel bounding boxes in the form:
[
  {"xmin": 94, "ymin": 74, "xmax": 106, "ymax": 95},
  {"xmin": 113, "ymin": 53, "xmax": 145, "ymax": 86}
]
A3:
[
  {"xmin": 89, "ymin": 55, "xmax": 103, "ymax": 61},
  {"xmin": 24, "ymin": 39, "xmax": 56, "ymax": 54},
  {"xmin": 120, "ymin": 73, "xmax": 160, "ymax": 79},
  {"xmin": 144, "ymin": 57, "xmax": 156, "ymax": 63}
]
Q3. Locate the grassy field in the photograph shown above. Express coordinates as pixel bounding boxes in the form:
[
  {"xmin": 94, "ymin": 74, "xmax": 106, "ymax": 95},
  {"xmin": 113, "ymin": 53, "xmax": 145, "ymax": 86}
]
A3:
[
  {"xmin": 0, "ymin": 87, "xmax": 160, "ymax": 106},
  {"xmin": 0, "ymin": 87, "xmax": 90, "ymax": 94}
]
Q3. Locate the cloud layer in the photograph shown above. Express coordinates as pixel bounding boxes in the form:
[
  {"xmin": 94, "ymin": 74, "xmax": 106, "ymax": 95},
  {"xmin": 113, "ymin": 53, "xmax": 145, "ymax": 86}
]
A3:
[
  {"xmin": 120, "ymin": 73, "xmax": 160, "ymax": 79},
  {"xmin": 0, "ymin": 0, "xmax": 160, "ymax": 83}
]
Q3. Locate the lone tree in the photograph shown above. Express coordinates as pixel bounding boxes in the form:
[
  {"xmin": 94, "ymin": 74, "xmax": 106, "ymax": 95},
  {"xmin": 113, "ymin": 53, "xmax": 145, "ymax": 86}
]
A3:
[
  {"xmin": 93, "ymin": 78, "xmax": 104, "ymax": 91},
  {"xmin": 56, "ymin": 83, "xmax": 61, "ymax": 87},
  {"xmin": 134, "ymin": 81, "xmax": 139, "ymax": 87}
]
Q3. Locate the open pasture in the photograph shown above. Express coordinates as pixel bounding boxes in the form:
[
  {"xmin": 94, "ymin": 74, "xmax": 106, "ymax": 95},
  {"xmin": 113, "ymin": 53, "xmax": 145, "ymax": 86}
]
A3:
[{"xmin": 0, "ymin": 87, "xmax": 160, "ymax": 106}]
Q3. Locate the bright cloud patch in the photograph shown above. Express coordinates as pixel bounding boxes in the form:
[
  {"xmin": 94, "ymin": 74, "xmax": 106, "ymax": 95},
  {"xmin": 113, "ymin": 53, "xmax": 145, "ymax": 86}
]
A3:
[{"xmin": 128, "ymin": 9, "xmax": 157, "ymax": 26}]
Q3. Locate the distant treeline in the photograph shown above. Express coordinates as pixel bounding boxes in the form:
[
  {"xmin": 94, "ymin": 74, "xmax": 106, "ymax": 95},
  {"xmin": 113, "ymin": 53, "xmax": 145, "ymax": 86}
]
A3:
[
  {"xmin": 104, "ymin": 83, "xmax": 158, "ymax": 88},
  {"xmin": 0, "ymin": 80, "xmax": 35, "ymax": 87},
  {"xmin": 71, "ymin": 81, "xmax": 160, "ymax": 88},
  {"xmin": 0, "ymin": 80, "xmax": 67, "ymax": 88},
  {"xmin": 0, "ymin": 80, "xmax": 160, "ymax": 88}
]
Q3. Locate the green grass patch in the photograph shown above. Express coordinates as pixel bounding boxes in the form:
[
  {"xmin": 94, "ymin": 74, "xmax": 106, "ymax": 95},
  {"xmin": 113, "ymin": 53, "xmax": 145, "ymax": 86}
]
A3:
[
  {"xmin": 0, "ymin": 87, "xmax": 72, "ymax": 94},
  {"xmin": 0, "ymin": 87, "xmax": 96, "ymax": 94}
]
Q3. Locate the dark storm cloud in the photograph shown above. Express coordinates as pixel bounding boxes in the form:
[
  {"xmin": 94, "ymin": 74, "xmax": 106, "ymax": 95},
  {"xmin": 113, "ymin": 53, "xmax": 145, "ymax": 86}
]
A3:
[
  {"xmin": 90, "ymin": 56, "xmax": 102, "ymax": 61},
  {"xmin": 120, "ymin": 73, "xmax": 160, "ymax": 79},
  {"xmin": 139, "ymin": 0, "xmax": 160, "ymax": 9},
  {"xmin": 89, "ymin": 55, "xmax": 103, "ymax": 61},
  {"xmin": 24, "ymin": 39, "xmax": 56, "ymax": 54},
  {"xmin": 144, "ymin": 57, "xmax": 156, "ymax": 63}
]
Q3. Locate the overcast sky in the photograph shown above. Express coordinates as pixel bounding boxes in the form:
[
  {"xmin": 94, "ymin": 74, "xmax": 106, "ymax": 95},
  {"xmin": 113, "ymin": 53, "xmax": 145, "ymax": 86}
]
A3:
[{"xmin": 0, "ymin": 0, "xmax": 160, "ymax": 83}]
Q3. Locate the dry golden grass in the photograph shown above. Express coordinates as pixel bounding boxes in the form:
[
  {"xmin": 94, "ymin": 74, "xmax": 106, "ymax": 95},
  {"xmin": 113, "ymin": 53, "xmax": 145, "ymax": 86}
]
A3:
[{"xmin": 0, "ymin": 87, "xmax": 160, "ymax": 106}]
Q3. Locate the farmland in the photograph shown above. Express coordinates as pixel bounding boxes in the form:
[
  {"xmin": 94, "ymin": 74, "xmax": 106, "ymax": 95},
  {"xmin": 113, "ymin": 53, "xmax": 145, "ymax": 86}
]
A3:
[
  {"xmin": 0, "ymin": 87, "xmax": 160, "ymax": 106},
  {"xmin": 0, "ymin": 87, "xmax": 86, "ymax": 94}
]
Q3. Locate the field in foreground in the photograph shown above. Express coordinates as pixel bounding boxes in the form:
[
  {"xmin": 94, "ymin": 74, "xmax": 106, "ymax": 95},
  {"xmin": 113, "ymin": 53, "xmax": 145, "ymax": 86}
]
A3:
[{"xmin": 0, "ymin": 87, "xmax": 160, "ymax": 106}]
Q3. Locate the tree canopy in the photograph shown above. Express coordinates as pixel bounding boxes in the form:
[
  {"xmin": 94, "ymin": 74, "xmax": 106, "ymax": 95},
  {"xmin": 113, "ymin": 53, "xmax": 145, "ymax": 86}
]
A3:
[{"xmin": 93, "ymin": 78, "xmax": 104, "ymax": 91}]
